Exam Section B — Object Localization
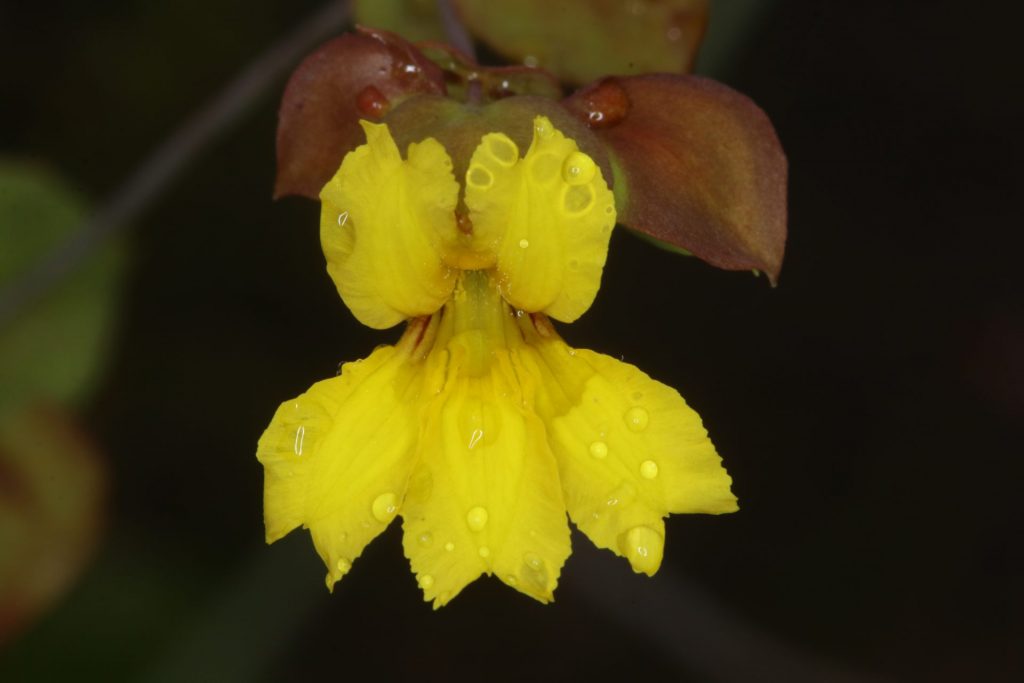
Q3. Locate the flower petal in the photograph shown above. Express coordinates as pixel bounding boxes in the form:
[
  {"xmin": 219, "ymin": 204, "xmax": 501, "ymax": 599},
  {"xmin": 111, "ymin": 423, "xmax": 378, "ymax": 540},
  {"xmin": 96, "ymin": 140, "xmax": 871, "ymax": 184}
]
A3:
[
  {"xmin": 517, "ymin": 314, "xmax": 737, "ymax": 575},
  {"xmin": 320, "ymin": 122, "xmax": 457, "ymax": 329},
  {"xmin": 401, "ymin": 305, "xmax": 571, "ymax": 607},
  {"xmin": 256, "ymin": 319, "xmax": 432, "ymax": 590},
  {"xmin": 464, "ymin": 116, "xmax": 616, "ymax": 322}
]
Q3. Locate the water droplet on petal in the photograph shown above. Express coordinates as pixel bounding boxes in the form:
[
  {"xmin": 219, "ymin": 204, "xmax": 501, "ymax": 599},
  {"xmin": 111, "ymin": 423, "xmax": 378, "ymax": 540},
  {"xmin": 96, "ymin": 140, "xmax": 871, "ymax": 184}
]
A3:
[
  {"xmin": 293, "ymin": 425, "xmax": 305, "ymax": 455},
  {"xmin": 606, "ymin": 481, "xmax": 637, "ymax": 508},
  {"xmin": 418, "ymin": 532, "xmax": 433, "ymax": 547},
  {"xmin": 336, "ymin": 210, "xmax": 349, "ymax": 227},
  {"xmin": 618, "ymin": 526, "xmax": 664, "ymax": 575},
  {"xmin": 522, "ymin": 553, "xmax": 549, "ymax": 590},
  {"xmin": 589, "ymin": 441, "xmax": 608, "ymax": 459},
  {"xmin": 418, "ymin": 574, "xmax": 434, "ymax": 589},
  {"xmin": 488, "ymin": 136, "xmax": 518, "ymax": 165},
  {"xmin": 336, "ymin": 558, "xmax": 351, "ymax": 574},
  {"xmin": 625, "ymin": 406, "xmax": 649, "ymax": 432},
  {"xmin": 467, "ymin": 165, "xmax": 494, "ymax": 189},
  {"xmin": 640, "ymin": 460, "xmax": 659, "ymax": 479},
  {"xmin": 466, "ymin": 506, "xmax": 489, "ymax": 531},
  {"xmin": 563, "ymin": 184, "xmax": 595, "ymax": 214},
  {"xmin": 561, "ymin": 151, "xmax": 596, "ymax": 185},
  {"xmin": 468, "ymin": 428, "xmax": 484, "ymax": 449},
  {"xmin": 372, "ymin": 492, "xmax": 398, "ymax": 523},
  {"xmin": 519, "ymin": 238, "xmax": 530, "ymax": 249},
  {"xmin": 478, "ymin": 546, "xmax": 491, "ymax": 558},
  {"xmin": 444, "ymin": 541, "xmax": 455, "ymax": 552},
  {"xmin": 506, "ymin": 575, "xmax": 518, "ymax": 586}
]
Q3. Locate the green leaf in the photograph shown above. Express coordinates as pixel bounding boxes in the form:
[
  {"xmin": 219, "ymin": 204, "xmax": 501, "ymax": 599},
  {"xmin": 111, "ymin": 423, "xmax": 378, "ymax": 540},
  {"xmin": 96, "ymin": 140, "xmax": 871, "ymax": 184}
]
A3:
[
  {"xmin": 354, "ymin": 0, "xmax": 448, "ymax": 43},
  {"xmin": 454, "ymin": 0, "xmax": 709, "ymax": 85},
  {"xmin": 0, "ymin": 162, "xmax": 124, "ymax": 413}
]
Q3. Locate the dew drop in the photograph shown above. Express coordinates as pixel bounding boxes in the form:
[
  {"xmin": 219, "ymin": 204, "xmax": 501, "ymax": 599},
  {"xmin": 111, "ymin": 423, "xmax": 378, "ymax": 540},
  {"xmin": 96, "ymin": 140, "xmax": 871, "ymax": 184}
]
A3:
[
  {"xmin": 336, "ymin": 211, "xmax": 349, "ymax": 227},
  {"xmin": 589, "ymin": 440, "xmax": 609, "ymax": 459},
  {"xmin": 640, "ymin": 460, "xmax": 659, "ymax": 479},
  {"xmin": 625, "ymin": 406, "xmax": 649, "ymax": 432},
  {"xmin": 519, "ymin": 238, "xmax": 530, "ymax": 249},
  {"xmin": 506, "ymin": 575, "xmax": 518, "ymax": 586},
  {"xmin": 419, "ymin": 574, "xmax": 435, "ymax": 589},
  {"xmin": 466, "ymin": 506, "xmax": 489, "ymax": 531},
  {"xmin": 293, "ymin": 425, "xmax": 305, "ymax": 455},
  {"xmin": 617, "ymin": 526, "xmax": 664, "ymax": 575},
  {"xmin": 444, "ymin": 541, "xmax": 455, "ymax": 552},
  {"xmin": 468, "ymin": 428, "xmax": 484, "ymax": 450},
  {"xmin": 467, "ymin": 165, "xmax": 493, "ymax": 189},
  {"xmin": 521, "ymin": 552, "xmax": 549, "ymax": 589},
  {"xmin": 561, "ymin": 152, "xmax": 596, "ymax": 185},
  {"xmin": 478, "ymin": 546, "xmax": 491, "ymax": 558},
  {"xmin": 355, "ymin": 85, "xmax": 390, "ymax": 118},
  {"xmin": 418, "ymin": 532, "xmax": 433, "ymax": 547},
  {"xmin": 336, "ymin": 558, "xmax": 351, "ymax": 574},
  {"xmin": 488, "ymin": 136, "xmax": 518, "ymax": 165},
  {"xmin": 371, "ymin": 492, "xmax": 398, "ymax": 523},
  {"xmin": 568, "ymin": 80, "xmax": 631, "ymax": 129},
  {"xmin": 563, "ymin": 184, "xmax": 595, "ymax": 214}
]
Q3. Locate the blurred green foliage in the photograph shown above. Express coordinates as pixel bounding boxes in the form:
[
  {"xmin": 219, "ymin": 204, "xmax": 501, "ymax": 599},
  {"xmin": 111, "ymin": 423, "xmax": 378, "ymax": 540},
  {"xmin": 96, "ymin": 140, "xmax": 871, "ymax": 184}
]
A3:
[{"xmin": 0, "ymin": 163, "xmax": 124, "ymax": 414}]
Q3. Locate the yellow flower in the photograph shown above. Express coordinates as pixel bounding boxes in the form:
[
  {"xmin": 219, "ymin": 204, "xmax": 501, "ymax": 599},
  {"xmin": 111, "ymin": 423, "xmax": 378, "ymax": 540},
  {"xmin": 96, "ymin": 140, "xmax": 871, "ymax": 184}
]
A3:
[{"xmin": 257, "ymin": 115, "xmax": 737, "ymax": 607}]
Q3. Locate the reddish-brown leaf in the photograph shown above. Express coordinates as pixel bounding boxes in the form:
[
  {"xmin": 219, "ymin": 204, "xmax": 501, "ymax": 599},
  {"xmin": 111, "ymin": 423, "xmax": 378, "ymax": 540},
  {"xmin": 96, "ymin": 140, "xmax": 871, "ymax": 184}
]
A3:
[
  {"xmin": 565, "ymin": 75, "xmax": 787, "ymax": 282},
  {"xmin": 274, "ymin": 28, "xmax": 446, "ymax": 199}
]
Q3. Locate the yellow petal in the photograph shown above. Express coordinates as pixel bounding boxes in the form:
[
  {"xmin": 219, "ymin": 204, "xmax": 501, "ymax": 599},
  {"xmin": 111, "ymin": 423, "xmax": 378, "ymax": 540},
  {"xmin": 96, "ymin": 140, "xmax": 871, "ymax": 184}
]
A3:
[
  {"xmin": 320, "ymin": 121, "xmax": 457, "ymax": 329},
  {"xmin": 464, "ymin": 116, "xmax": 616, "ymax": 322},
  {"xmin": 256, "ymin": 317, "xmax": 435, "ymax": 590},
  {"xmin": 401, "ymin": 274, "xmax": 571, "ymax": 607},
  {"xmin": 516, "ymin": 314, "xmax": 737, "ymax": 576}
]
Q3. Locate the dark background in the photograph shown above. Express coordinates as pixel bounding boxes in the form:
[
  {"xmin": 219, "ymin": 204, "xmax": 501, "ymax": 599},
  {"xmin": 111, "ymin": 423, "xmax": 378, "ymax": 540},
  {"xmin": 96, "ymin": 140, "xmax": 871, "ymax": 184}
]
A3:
[{"xmin": 1, "ymin": 1, "xmax": 1021, "ymax": 681}]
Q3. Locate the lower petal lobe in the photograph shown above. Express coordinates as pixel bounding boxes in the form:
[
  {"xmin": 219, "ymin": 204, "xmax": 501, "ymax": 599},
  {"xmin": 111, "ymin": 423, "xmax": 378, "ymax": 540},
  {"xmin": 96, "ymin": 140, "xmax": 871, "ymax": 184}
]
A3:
[
  {"xmin": 401, "ymin": 280, "xmax": 571, "ymax": 607},
  {"xmin": 517, "ymin": 314, "xmax": 737, "ymax": 575},
  {"xmin": 256, "ymin": 320, "xmax": 430, "ymax": 590}
]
